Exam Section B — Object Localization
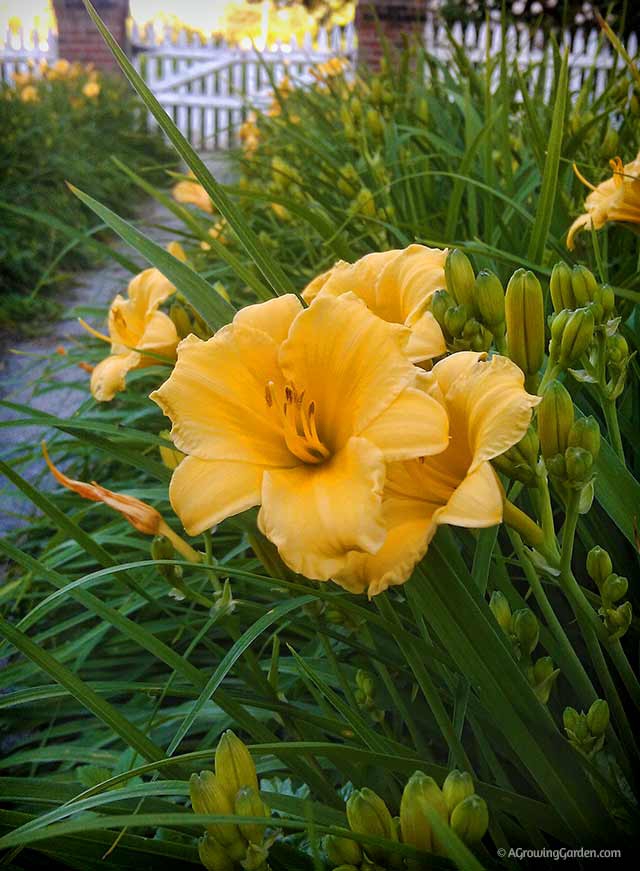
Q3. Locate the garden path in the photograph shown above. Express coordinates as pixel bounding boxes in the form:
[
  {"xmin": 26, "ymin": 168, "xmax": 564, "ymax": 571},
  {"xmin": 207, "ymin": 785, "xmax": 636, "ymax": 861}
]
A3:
[{"xmin": 0, "ymin": 154, "xmax": 232, "ymax": 539}]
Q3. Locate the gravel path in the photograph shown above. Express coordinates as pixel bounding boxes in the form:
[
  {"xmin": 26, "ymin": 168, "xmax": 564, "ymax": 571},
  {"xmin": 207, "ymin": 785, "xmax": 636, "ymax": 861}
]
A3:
[{"xmin": 0, "ymin": 155, "xmax": 232, "ymax": 539}]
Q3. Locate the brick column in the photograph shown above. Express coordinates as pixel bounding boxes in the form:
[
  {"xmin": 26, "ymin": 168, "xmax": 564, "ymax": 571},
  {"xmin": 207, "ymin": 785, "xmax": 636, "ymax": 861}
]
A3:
[
  {"xmin": 355, "ymin": 1, "xmax": 427, "ymax": 69},
  {"xmin": 52, "ymin": 0, "xmax": 130, "ymax": 71}
]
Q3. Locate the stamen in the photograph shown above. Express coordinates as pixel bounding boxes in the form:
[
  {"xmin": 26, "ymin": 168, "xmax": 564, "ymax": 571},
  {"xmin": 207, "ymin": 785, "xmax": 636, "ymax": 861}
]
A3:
[
  {"xmin": 572, "ymin": 162, "xmax": 597, "ymax": 192},
  {"xmin": 265, "ymin": 381, "xmax": 274, "ymax": 408},
  {"xmin": 268, "ymin": 381, "xmax": 330, "ymax": 464},
  {"xmin": 78, "ymin": 317, "xmax": 113, "ymax": 345}
]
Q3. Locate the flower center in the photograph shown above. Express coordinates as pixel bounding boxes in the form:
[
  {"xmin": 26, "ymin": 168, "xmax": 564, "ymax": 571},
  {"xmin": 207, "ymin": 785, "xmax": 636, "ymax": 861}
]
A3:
[{"xmin": 265, "ymin": 381, "xmax": 330, "ymax": 464}]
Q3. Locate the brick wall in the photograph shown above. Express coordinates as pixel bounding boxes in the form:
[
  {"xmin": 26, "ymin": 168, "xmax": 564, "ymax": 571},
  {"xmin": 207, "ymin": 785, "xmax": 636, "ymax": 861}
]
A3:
[
  {"xmin": 356, "ymin": 0, "xmax": 427, "ymax": 69},
  {"xmin": 52, "ymin": 0, "xmax": 130, "ymax": 71}
]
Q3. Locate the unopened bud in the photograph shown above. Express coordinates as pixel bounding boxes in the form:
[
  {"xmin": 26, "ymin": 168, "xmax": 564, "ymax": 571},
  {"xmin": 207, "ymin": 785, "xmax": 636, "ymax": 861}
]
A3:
[
  {"xmin": 557, "ymin": 307, "xmax": 595, "ymax": 367},
  {"xmin": 505, "ymin": 269, "xmax": 545, "ymax": 376},
  {"xmin": 442, "ymin": 770, "xmax": 475, "ymax": 815},
  {"xmin": 366, "ymin": 108, "xmax": 384, "ymax": 138},
  {"xmin": 489, "ymin": 591, "xmax": 512, "ymax": 633},
  {"xmin": 323, "ymin": 835, "xmax": 362, "ymax": 867},
  {"xmin": 538, "ymin": 381, "xmax": 574, "ymax": 459},
  {"xmin": 603, "ymin": 601, "xmax": 632, "ymax": 640},
  {"xmin": 550, "ymin": 262, "xmax": 575, "ymax": 312},
  {"xmin": 600, "ymin": 573, "xmax": 628, "ymax": 605},
  {"xmin": 346, "ymin": 788, "xmax": 394, "ymax": 862},
  {"xmin": 567, "ymin": 416, "xmax": 600, "ymax": 461},
  {"xmin": 563, "ymin": 706, "xmax": 580, "ymax": 733},
  {"xmin": 571, "ymin": 265, "xmax": 598, "ymax": 305},
  {"xmin": 473, "ymin": 271, "xmax": 505, "ymax": 328},
  {"xmin": 607, "ymin": 334, "xmax": 628, "ymax": 366},
  {"xmin": 215, "ymin": 731, "xmax": 259, "ymax": 803},
  {"xmin": 529, "ymin": 656, "xmax": 560, "ymax": 704},
  {"xmin": 198, "ymin": 834, "xmax": 234, "ymax": 871},
  {"xmin": 170, "ymin": 302, "xmax": 193, "ymax": 338},
  {"xmin": 416, "ymin": 96, "xmax": 429, "ymax": 123},
  {"xmin": 431, "ymin": 289, "xmax": 453, "ymax": 328},
  {"xmin": 445, "ymin": 249, "xmax": 476, "ymax": 309},
  {"xmin": 565, "ymin": 446, "xmax": 593, "ymax": 484},
  {"xmin": 586, "ymin": 547, "xmax": 612, "ymax": 587},
  {"xmin": 234, "ymin": 786, "xmax": 268, "ymax": 845},
  {"xmin": 444, "ymin": 304, "xmax": 470, "ymax": 338},
  {"xmin": 600, "ymin": 285, "xmax": 616, "ymax": 317},
  {"xmin": 492, "ymin": 426, "xmax": 539, "ymax": 485},
  {"xmin": 586, "ymin": 699, "xmax": 610, "ymax": 736},
  {"xmin": 190, "ymin": 771, "xmax": 241, "ymax": 849},
  {"xmin": 449, "ymin": 795, "xmax": 489, "ymax": 844},
  {"xmin": 512, "ymin": 608, "xmax": 539, "ymax": 657},
  {"xmin": 399, "ymin": 771, "xmax": 447, "ymax": 852}
]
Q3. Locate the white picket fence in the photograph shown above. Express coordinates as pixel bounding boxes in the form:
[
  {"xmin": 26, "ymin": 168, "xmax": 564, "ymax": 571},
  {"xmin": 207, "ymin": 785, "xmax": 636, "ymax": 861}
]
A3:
[
  {"xmin": 2, "ymin": 19, "xmax": 639, "ymax": 150},
  {"xmin": 130, "ymin": 21, "xmax": 356, "ymax": 150}
]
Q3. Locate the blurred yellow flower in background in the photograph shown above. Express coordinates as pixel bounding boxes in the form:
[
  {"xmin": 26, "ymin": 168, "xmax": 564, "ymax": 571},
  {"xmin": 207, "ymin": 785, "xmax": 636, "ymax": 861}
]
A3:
[
  {"xmin": 85, "ymin": 252, "xmax": 185, "ymax": 401},
  {"xmin": 333, "ymin": 352, "xmax": 540, "ymax": 597},
  {"xmin": 200, "ymin": 220, "xmax": 230, "ymax": 250},
  {"xmin": 303, "ymin": 244, "xmax": 447, "ymax": 363},
  {"xmin": 82, "ymin": 81, "xmax": 101, "ymax": 98},
  {"xmin": 20, "ymin": 85, "xmax": 39, "ymax": 102},
  {"xmin": 172, "ymin": 173, "xmax": 213, "ymax": 213},
  {"xmin": 567, "ymin": 153, "xmax": 640, "ymax": 249},
  {"xmin": 151, "ymin": 293, "xmax": 449, "ymax": 580}
]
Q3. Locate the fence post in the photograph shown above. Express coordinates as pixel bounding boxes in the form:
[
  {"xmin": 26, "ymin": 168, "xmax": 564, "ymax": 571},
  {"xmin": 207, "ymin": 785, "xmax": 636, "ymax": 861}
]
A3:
[{"xmin": 51, "ymin": 0, "xmax": 130, "ymax": 71}]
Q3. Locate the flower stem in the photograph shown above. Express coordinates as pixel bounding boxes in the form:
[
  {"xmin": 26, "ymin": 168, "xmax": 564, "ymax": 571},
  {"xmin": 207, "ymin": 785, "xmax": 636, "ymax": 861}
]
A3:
[
  {"xmin": 537, "ymin": 362, "xmax": 561, "ymax": 396},
  {"xmin": 503, "ymin": 500, "xmax": 559, "ymax": 567},
  {"xmin": 602, "ymin": 397, "xmax": 625, "ymax": 464},
  {"xmin": 158, "ymin": 520, "xmax": 202, "ymax": 564},
  {"xmin": 609, "ymin": 640, "xmax": 640, "ymax": 712}
]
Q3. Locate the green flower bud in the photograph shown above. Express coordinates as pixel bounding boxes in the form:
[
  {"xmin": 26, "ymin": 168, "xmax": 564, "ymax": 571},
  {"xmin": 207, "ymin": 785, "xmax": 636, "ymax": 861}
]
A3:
[
  {"xmin": 442, "ymin": 770, "xmax": 475, "ymax": 815},
  {"xmin": 549, "ymin": 309, "xmax": 571, "ymax": 362},
  {"xmin": 151, "ymin": 535, "xmax": 174, "ymax": 562},
  {"xmin": 473, "ymin": 270, "xmax": 505, "ymax": 328},
  {"xmin": 445, "ymin": 249, "xmax": 476, "ymax": 309},
  {"xmin": 489, "ymin": 591, "xmax": 512, "ymax": 633},
  {"xmin": 346, "ymin": 788, "xmax": 394, "ymax": 862},
  {"xmin": 324, "ymin": 834, "xmax": 362, "ymax": 867},
  {"xmin": 545, "ymin": 453, "xmax": 566, "ymax": 479},
  {"xmin": 603, "ymin": 601, "xmax": 632, "ymax": 640},
  {"xmin": 550, "ymin": 262, "xmax": 575, "ymax": 312},
  {"xmin": 567, "ymin": 416, "xmax": 601, "ymax": 462},
  {"xmin": 431, "ymin": 289, "xmax": 453, "ymax": 329},
  {"xmin": 416, "ymin": 96, "xmax": 429, "ymax": 123},
  {"xmin": 444, "ymin": 304, "xmax": 470, "ymax": 338},
  {"xmin": 537, "ymin": 381, "xmax": 574, "ymax": 460},
  {"xmin": 399, "ymin": 771, "xmax": 447, "ymax": 852},
  {"xmin": 234, "ymin": 786, "xmax": 268, "ymax": 845},
  {"xmin": 571, "ymin": 265, "xmax": 599, "ymax": 305},
  {"xmin": 190, "ymin": 771, "xmax": 242, "ymax": 849},
  {"xmin": 356, "ymin": 670, "xmax": 375, "ymax": 697},
  {"xmin": 529, "ymin": 656, "xmax": 560, "ymax": 704},
  {"xmin": 600, "ymin": 285, "xmax": 616, "ymax": 317},
  {"xmin": 586, "ymin": 699, "xmax": 610, "ymax": 736},
  {"xmin": 169, "ymin": 302, "xmax": 193, "ymax": 338},
  {"xmin": 558, "ymin": 307, "xmax": 595, "ymax": 368},
  {"xmin": 607, "ymin": 334, "xmax": 629, "ymax": 366},
  {"xmin": 563, "ymin": 706, "xmax": 580, "ymax": 733},
  {"xmin": 512, "ymin": 608, "xmax": 539, "ymax": 658},
  {"xmin": 366, "ymin": 108, "xmax": 384, "ymax": 138},
  {"xmin": 564, "ymin": 446, "xmax": 593, "ymax": 484},
  {"xmin": 354, "ymin": 187, "xmax": 377, "ymax": 218},
  {"xmin": 601, "ymin": 573, "xmax": 628, "ymax": 606},
  {"xmin": 601, "ymin": 127, "xmax": 619, "ymax": 157},
  {"xmin": 586, "ymin": 547, "xmax": 613, "ymax": 587},
  {"xmin": 449, "ymin": 795, "xmax": 489, "ymax": 844},
  {"xmin": 198, "ymin": 834, "xmax": 234, "ymax": 871},
  {"xmin": 505, "ymin": 269, "xmax": 545, "ymax": 376},
  {"xmin": 492, "ymin": 426, "xmax": 540, "ymax": 485},
  {"xmin": 215, "ymin": 731, "xmax": 259, "ymax": 803}
]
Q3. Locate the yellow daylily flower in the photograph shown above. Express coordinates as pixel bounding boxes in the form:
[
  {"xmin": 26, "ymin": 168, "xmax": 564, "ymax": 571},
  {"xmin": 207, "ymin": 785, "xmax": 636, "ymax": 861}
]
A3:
[
  {"xmin": 200, "ymin": 220, "xmax": 230, "ymax": 250},
  {"xmin": 20, "ymin": 85, "xmax": 39, "ymax": 103},
  {"xmin": 12, "ymin": 71, "xmax": 33, "ymax": 87},
  {"xmin": 302, "ymin": 244, "xmax": 447, "ymax": 363},
  {"xmin": 86, "ymin": 266, "xmax": 179, "ymax": 402},
  {"xmin": 172, "ymin": 173, "xmax": 213, "ymax": 213},
  {"xmin": 567, "ymin": 153, "xmax": 640, "ymax": 250},
  {"xmin": 151, "ymin": 293, "xmax": 450, "ymax": 581},
  {"xmin": 333, "ymin": 352, "xmax": 540, "ymax": 597},
  {"xmin": 82, "ymin": 81, "xmax": 100, "ymax": 98}
]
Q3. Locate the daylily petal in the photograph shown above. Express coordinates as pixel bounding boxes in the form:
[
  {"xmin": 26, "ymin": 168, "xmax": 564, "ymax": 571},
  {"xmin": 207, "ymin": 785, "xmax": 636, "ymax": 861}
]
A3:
[
  {"xmin": 374, "ymin": 244, "xmax": 447, "ymax": 323},
  {"xmin": 278, "ymin": 293, "xmax": 414, "ymax": 450},
  {"xmin": 431, "ymin": 351, "xmax": 484, "ymax": 396},
  {"xmin": 360, "ymin": 386, "xmax": 449, "ymax": 461},
  {"xmin": 151, "ymin": 327, "xmax": 294, "ymax": 467},
  {"xmin": 172, "ymin": 179, "xmax": 212, "ymax": 213},
  {"xmin": 232, "ymin": 293, "xmax": 302, "ymax": 344},
  {"xmin": 433, "ymin": 461, "xmax": 504, "ymax": 528},
  {"xmin": 566, "ymin": 213, "xmax": 592, "ymax": 250},
  {"xmin": 128, "ymin": 267, "xmax": 175, "ymax": 312},
  {"xmin": 138, "ymin": 310, "xmax": 179, "ymax": 356},
  {"xmin": 441, "ymin": 355, "xmax": 540, "ymax": 471},
  {"xmin": 170, "ymin": 455, "xmax": 263, "ymax": 536},
  {"xmin": 302, "ymin": 251, "xmax": 401, "ymax": 308},
  {"xmin": 259, "ymin": 436, "xmax": 386, "ymax": 580},
  {"xmin": 333, "ymin": 494, "xmax": 436, "ymax": 597},
  {"xmin": 90, "ymin": 351, "xmax": 140, "ymax": 402},
  {"xmin": 405, "ymin": 310, "xmax": 447, "ymax": 362}
]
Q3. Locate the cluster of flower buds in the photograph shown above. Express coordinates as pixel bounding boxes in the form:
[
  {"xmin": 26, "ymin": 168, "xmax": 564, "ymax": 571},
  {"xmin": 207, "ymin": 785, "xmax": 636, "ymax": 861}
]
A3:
[
  {"xmin": 538, "ymin": 382, "xmax": 601, "ymax": 493},
  {"xmin": 489, "ymin": 592, "xmax": 559, "ymax": 704},
  {"xmin": 269, "ymin": 155, "xmax": 305, "ymax": 204},
  {"xmin": 190, "ymin": 731, "xmax": 272, "ymax": 871},
  {"xmin": 340, "ymin": 97, "xmax": 362, "ymax": 144},
  {"xmin": 431, "ymin": 250, "xmax": 505, "ymax": 353},
  {"xmin": 549, "ymin": 263, "xmax": 630, "ymax": 402},
  {"xmin": 563, "ymin": 699, "xmax": 610, "ymax": 758},
  {"xmin": 354, "ymin": 670, "xmax": 385, "ymax": 724},
  {"xmin": 326, "ymin": 771, "xmax": 488, "ymax": 870},
  {"xmin": 368, "ymin": 76, "xmax": 395, "ymax": 116},
  {"xmin": 492, "ymin": 425, "xmax": 540, "ymax": 487},
  {"xmin": 586, "ymin": 547, "xmax": 632, "ymax": 641}
]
